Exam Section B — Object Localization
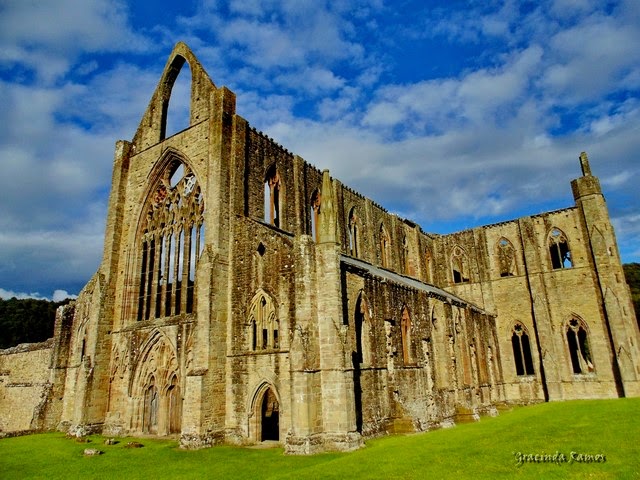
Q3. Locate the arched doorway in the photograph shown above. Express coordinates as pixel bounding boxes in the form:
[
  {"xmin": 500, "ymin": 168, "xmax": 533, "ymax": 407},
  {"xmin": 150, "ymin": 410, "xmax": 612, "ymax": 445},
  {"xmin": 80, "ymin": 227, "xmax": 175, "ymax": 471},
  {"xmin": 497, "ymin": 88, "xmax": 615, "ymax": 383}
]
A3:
[{"xmin": 260, "ymin": 387, "xmax": 279, "ymax": 441}]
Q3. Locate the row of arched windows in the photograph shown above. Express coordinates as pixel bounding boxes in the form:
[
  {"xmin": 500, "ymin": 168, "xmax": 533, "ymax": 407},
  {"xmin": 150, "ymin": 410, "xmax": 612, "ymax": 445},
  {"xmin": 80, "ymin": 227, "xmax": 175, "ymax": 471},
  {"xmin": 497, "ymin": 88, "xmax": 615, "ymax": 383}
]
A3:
[{"xmin": 510, "ymin": 318, "xmax": 593, "ymax": 377}]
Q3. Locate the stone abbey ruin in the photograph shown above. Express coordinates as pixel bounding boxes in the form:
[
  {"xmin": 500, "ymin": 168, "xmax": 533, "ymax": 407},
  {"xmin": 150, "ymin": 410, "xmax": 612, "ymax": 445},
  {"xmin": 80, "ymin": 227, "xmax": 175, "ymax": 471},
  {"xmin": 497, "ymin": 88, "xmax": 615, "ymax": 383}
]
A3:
[{"xmin": 1, "ymin": 43, "xmax": 639, "ymax": 454}]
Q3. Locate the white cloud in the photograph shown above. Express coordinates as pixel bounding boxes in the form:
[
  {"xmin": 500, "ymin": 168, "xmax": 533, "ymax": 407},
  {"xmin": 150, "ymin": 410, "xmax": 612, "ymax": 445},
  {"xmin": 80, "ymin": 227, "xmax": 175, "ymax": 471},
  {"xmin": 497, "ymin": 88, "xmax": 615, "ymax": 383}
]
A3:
[{"xmin": 0, "ymin": 288, "xmax": 76, "ymax": 302}]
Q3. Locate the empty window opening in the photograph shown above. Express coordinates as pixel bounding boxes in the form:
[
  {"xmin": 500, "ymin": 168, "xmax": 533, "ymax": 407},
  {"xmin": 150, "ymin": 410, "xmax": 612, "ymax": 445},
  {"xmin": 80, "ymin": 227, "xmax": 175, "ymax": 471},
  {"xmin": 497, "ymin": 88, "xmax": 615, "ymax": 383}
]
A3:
[
  {"xmin": 348, "ymin": 208, "xmax": 360, "ymax": 258},
  {"xmin": 162, "ymin": 57, "xmax": 191, "ymax": 140},
  {"xmin": 264, "ymin": 165, "xmax": 281, "ymax": 228},
  {"xmin": 310, "ymin": 190, "xmax": 321, "ymax": 242},
  {"xmin": 257, "ymin": 242, "xmax": 266, "ymax": 257},
  {"xmin": 136, "ymin": 160, "xmax": 204, "ymax": 321},
  {"xmin": 451, "ymin": 246, "xmax": 470, "ymax": 284},
  {"xmin": 497, "ymin": 237, "xmax": 517, "ymax": 277},
  {"xmin": 260, "ymin": 388, "xmax": 279, "ymax": 441},
  {"xmin": 511, "ymin": 323, "xmax": 534, "ymax": 375},
  {"xmin": 567, "ymin": 318, "xmax": 594, "ymax": 374},
  {"xmin": 549, "ymin": 228, "xmax": 572, "ymax": 269},
  {"xmin": 401, "ymin": 306, "xmax": 412, "ymax": 365},
  {"xmin": 402, "ymin": 235, "xmax": 410, "ymax": 274}
]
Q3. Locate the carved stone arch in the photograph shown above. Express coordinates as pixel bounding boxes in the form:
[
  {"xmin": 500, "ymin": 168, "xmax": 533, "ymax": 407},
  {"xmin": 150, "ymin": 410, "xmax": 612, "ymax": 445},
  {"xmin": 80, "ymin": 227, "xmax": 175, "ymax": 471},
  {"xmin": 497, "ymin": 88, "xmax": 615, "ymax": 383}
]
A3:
[
  {"xmin": 130, "ymin": 329, "xmax": 181, "ymax": 435},
  {"xmin": 248, "ymin": 381, "xmax": 281, "ymax": 442}
]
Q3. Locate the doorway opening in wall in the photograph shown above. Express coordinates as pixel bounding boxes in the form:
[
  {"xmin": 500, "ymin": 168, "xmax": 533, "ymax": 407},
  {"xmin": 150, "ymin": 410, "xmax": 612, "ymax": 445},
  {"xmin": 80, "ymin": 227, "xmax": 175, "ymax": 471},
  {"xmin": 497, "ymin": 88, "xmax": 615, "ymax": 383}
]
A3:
[{"xmin": 261, "ymin": 388, "xmax": 280, "ymax": 441}]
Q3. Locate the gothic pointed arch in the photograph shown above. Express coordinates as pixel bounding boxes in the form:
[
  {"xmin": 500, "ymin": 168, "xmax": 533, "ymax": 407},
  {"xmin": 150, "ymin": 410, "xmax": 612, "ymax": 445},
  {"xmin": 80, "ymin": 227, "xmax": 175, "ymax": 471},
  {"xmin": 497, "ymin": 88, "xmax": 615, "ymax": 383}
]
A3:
[
  {"xmin": 264, "ymin": 164, "xmax": 283, "ymax": 228},
  {"xmin": 134, "ymin": 151, "xmax": 205, "ymax": 321},
  {"xmin": 354, "ymin": 291, "xmax": 372, "ymax": 366},
  {"xmin": 132, "ymin": 42, "xmax": 218, "ymax": 149},
  {"xmin": 348, "ymin": 207, "xmax": 361, "ymax": 258},
  {"xmin": 451, "ymin": 245, "xmax": 470, "ymax": 284},
  {"xmin": 510, "ymin": 322, "xmax": 534, "ymax": 375},
  {"xmin": 130, "ymin": 330, "xmax": 181, "ymax": 434},
  {"xmin": 249, "ymin": 382, "xmax": 281, "ymax": 442},
  {"xmin": 310, "ymin": 189, "xmax": 321, "ymax": 242},
  {"xmin": 566, "ymin": 317, "xmax": 594, "ymax": 374},
  {"xmin": 247, "ymin": 289, "xmax": 279, "ymax": 351},
  {"xmin": 549, "ymin": 227, "xmax": 572, "ymax": 269}
]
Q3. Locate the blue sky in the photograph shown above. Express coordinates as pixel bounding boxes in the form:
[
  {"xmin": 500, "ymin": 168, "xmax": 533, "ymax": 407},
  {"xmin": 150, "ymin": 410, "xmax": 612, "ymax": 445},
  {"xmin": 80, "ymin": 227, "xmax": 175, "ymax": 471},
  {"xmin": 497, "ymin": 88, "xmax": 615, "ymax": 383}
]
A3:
[{"xmin": 1, "ymin": 0, "xmax": 639, "ymax": 301}]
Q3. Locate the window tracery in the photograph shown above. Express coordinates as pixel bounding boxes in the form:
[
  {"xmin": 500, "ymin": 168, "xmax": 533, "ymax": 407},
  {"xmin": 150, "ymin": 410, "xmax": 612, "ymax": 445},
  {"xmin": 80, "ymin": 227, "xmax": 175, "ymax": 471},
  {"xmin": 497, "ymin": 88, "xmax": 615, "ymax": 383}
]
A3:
[
  {"xmin": 511, "ymin": 322, "xmax": 534, "ymax": 375},
  {"xmin": 248, "ymin": 291, "xmax": 279, "ymax": 351},
  {"xmin": 567, "ymin": 318, "xmax": 594, "ymax": 374},
  {"xmin": 549, "ymin": 228, "xmax": 572, "ymax": 269},
  {"xmin": 137, "ymin": 159, "xmax": 204, "ymax": 321}
]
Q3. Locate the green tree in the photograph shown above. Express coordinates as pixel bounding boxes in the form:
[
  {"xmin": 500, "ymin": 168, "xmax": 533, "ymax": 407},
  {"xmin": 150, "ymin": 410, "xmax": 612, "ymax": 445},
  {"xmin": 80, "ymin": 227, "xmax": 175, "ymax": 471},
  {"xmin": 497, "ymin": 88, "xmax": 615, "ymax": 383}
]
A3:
[{"xmin": 0, "ymin": 297, "xmax": 71, "ymax": 349}]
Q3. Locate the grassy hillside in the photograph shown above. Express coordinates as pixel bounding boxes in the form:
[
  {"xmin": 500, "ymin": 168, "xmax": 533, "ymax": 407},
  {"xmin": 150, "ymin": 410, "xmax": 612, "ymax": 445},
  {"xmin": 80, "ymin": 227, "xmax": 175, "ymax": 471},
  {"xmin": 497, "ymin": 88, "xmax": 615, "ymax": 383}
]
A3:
[{"xmin": 1, "ymin": 399, "xmax": 638, "ymax": 479}]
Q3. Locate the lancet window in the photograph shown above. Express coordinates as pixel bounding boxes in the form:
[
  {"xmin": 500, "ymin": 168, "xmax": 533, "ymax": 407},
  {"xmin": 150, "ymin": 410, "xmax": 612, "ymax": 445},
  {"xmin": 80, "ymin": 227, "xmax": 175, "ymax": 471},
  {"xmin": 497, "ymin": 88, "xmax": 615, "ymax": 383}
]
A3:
[
  {"xmin": 566, "ymin": 318, "xmax": 594, "ymax": 374},
  {"xmin": 549, "ymin": 228, "xmax": 572, "ymax": 269},
  {"xmin": 348, "ymin": 207, "xmax": 360, "ymax": 258},
  {"xmin": 248, "ymin": 291, "xmax": 279, "ymax": 351},
  {"xmin": 310, "ymin": 190, "xmax": 321, "ymax": 242},
  {"xmin": 137, "ymin": 159, "xmax": 205, "ymax": 321},
  {"xmin": 264, "ymin": 165, "xmax": 282, "ymax": 228},
  {"xmin": 497, "ymin": 237, "xmax": 517, "ymax": 277},
  {"xmin": 511, "ymin": 322, "xmax": 534, "ymax": 376}
]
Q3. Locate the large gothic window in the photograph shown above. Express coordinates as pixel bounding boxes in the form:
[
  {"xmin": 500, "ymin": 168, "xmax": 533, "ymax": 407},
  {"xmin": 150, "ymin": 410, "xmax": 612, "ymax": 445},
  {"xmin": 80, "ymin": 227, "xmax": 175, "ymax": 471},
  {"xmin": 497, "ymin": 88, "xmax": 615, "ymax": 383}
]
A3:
[
  {"xmin": 497, "ymin": 238, "xmax": 517, "ymax": 277},
  {"xmin": 425, "ymin": 249, "xmax": 434, "ymax": 284},
  {"xmin": 549, "ymin": 228, "xmax": 572, "ymax": 269},
  {"xmin": 248, "ymin": 291, "xmax": 279, "ymax": 350},
  {"xmin": 264, "ymin": 165, "xmax": 282, "ymax": 228},
  {"xmin": 511, "ymin": 322, "xmax": 534, "ymax": 376},
  {"xmin": 137, "ymin": 159, "xmax": 205, "ymax": 321},
  {"xmin": 567, "ymin": 318, "xmax": 594, "ymax": 374},
  {"xmin": 451, "ymin": 246, "xmax": 470, "ymax": 284}
]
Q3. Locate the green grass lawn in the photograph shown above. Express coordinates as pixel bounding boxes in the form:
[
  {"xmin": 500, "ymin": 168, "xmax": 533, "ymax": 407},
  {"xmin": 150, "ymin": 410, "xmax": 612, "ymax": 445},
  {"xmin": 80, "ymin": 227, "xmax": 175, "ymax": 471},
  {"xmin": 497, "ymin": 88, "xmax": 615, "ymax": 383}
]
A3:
[{"xmin": 1, "ymin": 399, "xmax": 639, "ymax": 479}]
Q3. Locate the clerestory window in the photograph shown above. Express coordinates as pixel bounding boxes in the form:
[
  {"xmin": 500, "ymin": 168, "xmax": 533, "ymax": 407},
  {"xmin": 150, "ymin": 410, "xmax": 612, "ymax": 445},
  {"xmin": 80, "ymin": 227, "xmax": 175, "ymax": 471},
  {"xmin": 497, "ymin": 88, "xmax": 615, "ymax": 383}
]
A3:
[
  {"xmin": 549, "ymin": 228, "xmax": 572, "ymax": 269},
  {"xmin": 264, "ymin": 165, "xmax": 282, "ymax": 228},
  {"xmin": 567, "ymin": 318, "xmax": 594, "ymax": 374},
  {"xmin": 451, "ymin": 246, "xmax": 470, "ymax": 284},
  {"xmin": 497, "ymin": 237, "xmax": 517, "ymax": 277}
]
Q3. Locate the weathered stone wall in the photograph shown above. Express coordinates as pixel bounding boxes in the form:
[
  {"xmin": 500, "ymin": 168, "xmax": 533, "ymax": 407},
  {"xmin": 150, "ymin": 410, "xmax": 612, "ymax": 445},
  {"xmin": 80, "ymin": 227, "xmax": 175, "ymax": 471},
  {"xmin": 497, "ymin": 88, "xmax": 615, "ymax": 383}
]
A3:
[{"xmin": 0, "ymin": 341, "xmax": 53, "ymax": 433}]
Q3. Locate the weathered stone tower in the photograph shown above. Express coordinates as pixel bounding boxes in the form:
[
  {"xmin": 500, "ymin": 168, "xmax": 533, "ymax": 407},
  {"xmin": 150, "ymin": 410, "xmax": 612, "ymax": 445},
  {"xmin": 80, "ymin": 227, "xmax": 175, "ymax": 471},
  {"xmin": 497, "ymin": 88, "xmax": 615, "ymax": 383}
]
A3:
[{"xmin": 1, "ymin": 43, "xmax": 638, "ymax": 452}]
